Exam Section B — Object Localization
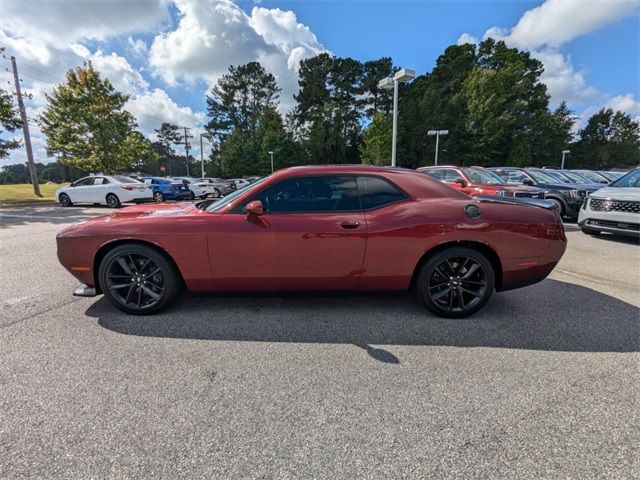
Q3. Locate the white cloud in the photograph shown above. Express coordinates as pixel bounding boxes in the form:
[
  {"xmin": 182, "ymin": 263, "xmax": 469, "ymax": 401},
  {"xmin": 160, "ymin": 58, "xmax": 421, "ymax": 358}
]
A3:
[
  {"xmin": 475, "ymin": 0, "xmax": 639, "ymax": 114},
  {"xmin": 0, "ymin": 0, "xmax": 169, "ymax": 52},
  {"xmin": 531, "ymin": 48, "xmax": 599, "ymax": 104},
  {"xmin": 607, "ymin": 94, "xmax": 640, "ymax": 119},
  {"xmin": 149, "ymin": 0, "xmax": 326, "ymax": 108},
  {"xmin": 126, "ymin": 88, "xmax": 205, "ymax": 138},
  {"xmin": 485, "ymin": 0, "xmax": 639, "ymax": 50},
  {"xmin": 457, "ymin": 33, "xmax": 478, "ymax": 46},
  {"xmin": 128, "ymin": 37, "xmax": 148, "ymax": 58}
]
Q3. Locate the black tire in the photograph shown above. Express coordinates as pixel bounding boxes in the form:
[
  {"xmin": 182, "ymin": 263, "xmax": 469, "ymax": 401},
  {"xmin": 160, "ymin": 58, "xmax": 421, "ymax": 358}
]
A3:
[
  {"xmin": 106, "ymin": 193, "xmax": 121, "ymax": 208},
  {"xmin": 186, "ymin": 190, "xmax": 195, "ymax": 200},
  {"xmin": 98, "ymin": 244, "xmax": 181, "ymax": 315},
  {"xmin": 213, "ymin": 188, "xmax": 221, "ymax": 198},
  {"xmin": 416, "ymin": 247, "xmax": 495, "ymax": 318},
  {"xmin": 59, "ymin": 193, "xmax": 72, "ymax": 207},
  {"xmin": 547, "ymin": 197, "xmax": 565, "ymax": 218},
  {"xmin": 153, "ymin": 191, "xmax": 165, "ymax": 202}
]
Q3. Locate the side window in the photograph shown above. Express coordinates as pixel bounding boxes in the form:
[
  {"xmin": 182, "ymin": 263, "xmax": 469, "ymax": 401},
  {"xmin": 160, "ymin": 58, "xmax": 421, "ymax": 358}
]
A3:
[
  {"xmin": 244, "ymin": 176, "xmax": 360, "ymax": 213},
  {"xmin": 93, "ymin": 177, "xmax": 109, "ymax": 185},
  {"xmin": 423, "ymin": 169, "xmax": 445, "ymax": 180},
  {"xmin": 506, "ymin": 171, "xmax": 527, "ymax": 184},
  {"xmin": 357, "ymin": 176, "xmax": 408, "ymax": 210},
  {"xmin": 443, "ymin": 169, "xmax": 464, "ymax": 182},
  {"xmin": 74, "ymin": 177, "xmax": 94, "ymax": 186}
]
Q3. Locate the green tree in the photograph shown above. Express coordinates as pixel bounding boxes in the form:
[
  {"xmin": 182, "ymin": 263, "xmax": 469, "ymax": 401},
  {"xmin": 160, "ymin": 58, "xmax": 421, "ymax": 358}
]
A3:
[
  {"xmin": 575, "ymin": 108, "xmax": 640, "ymax": 168},
  {"xmin": 362, "ymin": 57, "xmax": 396, "ymax": 117},
  {"xmin": 360, "ymin": 112, "xmax": 392, "ymax": 165},
  {"xmin": 206, "ymin": 62, "xmax": 280, "ymax": 141},
  {"xmin": 39, "ymin": 62, "xmax": 156, "ymax": 173}
]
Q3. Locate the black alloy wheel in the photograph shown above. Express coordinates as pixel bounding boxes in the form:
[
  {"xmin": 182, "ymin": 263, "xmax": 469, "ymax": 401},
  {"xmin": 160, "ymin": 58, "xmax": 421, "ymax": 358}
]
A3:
[
  {"xmin": 106, "ymin": 193, "xmax": 121, "ymax": 208},
  {"xmin": 59, "ymin": 193, "xmax": 72, "ymax": 207},
  {"xmin": 417, "ymin": 247, "xmax": 495, "ymax": 318},
  {"xmin": 99, "ymin": 244, "xmax": 180, "ymax": 314}
]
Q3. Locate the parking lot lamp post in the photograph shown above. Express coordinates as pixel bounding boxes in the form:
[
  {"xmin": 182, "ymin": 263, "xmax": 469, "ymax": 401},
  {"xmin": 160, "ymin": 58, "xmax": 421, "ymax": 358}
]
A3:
[
  {"xmin": 561, "ymin": 150, "xmax": 570, "ymax": 169},
  {"xmin": 427, "ymin": 130, "xmax": 449, "ymax": 165},
  {"xmin": 377, "ymin": 68, "xmax": 416, "ymax": 167},
  {"xmin": 200, "ymin": 133, "xmax": 213, "ymax": 178},
  {"xmin": 269, "ymin": 151, "xmax": 274, "ymax": 173}
]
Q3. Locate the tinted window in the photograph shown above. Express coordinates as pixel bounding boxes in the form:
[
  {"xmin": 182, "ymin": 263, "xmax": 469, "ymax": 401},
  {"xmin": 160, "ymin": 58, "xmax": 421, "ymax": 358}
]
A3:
[
  {"xmin": 443, "ymin": 169, "xmax": 464, "ymax": 182},
  {"xmin": 496, "ymin": 170, "xmax": 529, "ymax": 184},
  {"xmin": 422, "ymin": 169, "xmax": 445, "ymax": 180},
  {"xmin": 112, "ymin": 175, "xmax": 140, "ymax": 184},
  {"xmin": 611, "ymin": 169, "xmax": 640, "ymax": 188},
  {"xmin": 357, "ymin": 176, "xmax": 407, "ymax": 209},
  {"xmin": 73, "ymin": 177, "xmax": 94, "ymax": 186},
  {"xmin": 245, "ymin": 176, "xmax": 360, "ymax": 213}
]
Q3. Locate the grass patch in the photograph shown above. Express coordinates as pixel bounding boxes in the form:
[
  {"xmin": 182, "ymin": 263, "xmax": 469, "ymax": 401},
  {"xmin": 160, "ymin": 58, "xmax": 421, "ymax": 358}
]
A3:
[{"xmin": 0, "ymin": 183, "xmax": 63, "ymax": 205}]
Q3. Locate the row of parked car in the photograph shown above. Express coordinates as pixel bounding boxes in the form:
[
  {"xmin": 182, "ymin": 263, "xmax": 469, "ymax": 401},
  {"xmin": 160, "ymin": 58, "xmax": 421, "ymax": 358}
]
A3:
[
  {"xmin": 55, "ymin": 175, "xmax": 260, "ymax": 208},
  {"xmin": 417, "ymin": 165, "xmax": 638, "ymax": 237}
]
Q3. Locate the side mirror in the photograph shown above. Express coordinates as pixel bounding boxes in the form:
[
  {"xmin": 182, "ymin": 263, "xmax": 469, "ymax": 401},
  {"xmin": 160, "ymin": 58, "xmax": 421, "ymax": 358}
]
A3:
[
  {"xmin": 245, "ymin": 200, "xmax": 264, "ymax": 216},
  {"xmin": 523, "ymin": 179, "xmax": 535, "ymax": 186},
  {"xmin": 454, "ymin": 178, "xmax": 467, "ymax": 187}
]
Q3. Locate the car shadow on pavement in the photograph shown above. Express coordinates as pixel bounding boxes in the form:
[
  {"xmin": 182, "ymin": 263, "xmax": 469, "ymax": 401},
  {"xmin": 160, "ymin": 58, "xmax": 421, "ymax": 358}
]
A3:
[
  {"xmin": 88, "ymin": 279, "xmax": 639, "ymax": 363},
  {"xmin": 589, "ymin": 233, "xmax": 640, "ymax": 246}
]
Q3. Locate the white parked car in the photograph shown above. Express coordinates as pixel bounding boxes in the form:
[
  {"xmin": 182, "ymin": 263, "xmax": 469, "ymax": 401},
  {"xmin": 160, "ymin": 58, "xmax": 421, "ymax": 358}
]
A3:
[
  {"xmin": 228, "ymin": 178, "xmax": 251, "ymax": 190},
  {"xmin": 578, "ymin": 168, "xmax": 639, "ymax": 237},
  {"xmin": 171, "ymin": 177, "xmax": 220, "ymax": 199},
  {"xmin": 56, "ymin": 175, "xmax": 152, "ymax": 208}
]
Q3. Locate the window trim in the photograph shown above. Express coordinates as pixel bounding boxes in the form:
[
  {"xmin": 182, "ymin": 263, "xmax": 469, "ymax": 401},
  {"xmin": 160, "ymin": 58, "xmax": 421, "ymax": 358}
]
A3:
[{"xmin": 229, "ymin": 173, "xmax": 410, "ymax": 215}]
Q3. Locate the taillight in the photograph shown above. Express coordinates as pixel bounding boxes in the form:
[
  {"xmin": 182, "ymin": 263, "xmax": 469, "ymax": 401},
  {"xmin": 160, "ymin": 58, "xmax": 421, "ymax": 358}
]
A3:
[
  {"xmin": 121, "ymin": 184, "xmax": 135, "ymax": 191},
  {"xmin": 170, "ymin": 184, "xmax": 181, "ymax": 189}
]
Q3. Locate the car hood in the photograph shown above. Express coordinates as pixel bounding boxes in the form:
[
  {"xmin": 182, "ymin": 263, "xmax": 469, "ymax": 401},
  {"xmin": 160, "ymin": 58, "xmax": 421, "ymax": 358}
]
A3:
[{"xmin": 589, "ymin": 187, "xmax": 640, "ymax": 201}]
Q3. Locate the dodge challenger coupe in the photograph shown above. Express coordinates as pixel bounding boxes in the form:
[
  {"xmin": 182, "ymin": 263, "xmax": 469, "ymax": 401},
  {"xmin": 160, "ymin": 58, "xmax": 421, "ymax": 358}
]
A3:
[{"xmin": 57, "ymin": 165, "xmax": 566, "ymax": 318}]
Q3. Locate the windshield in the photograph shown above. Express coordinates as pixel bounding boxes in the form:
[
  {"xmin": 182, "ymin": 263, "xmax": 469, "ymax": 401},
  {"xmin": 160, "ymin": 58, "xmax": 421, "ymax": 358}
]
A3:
[
  {"xmin": 528, "ymin": 169, "xmax": 564, "ymax": 184},
  {"xmin": 611, "ymin": 169, "xmax": 640, "ymax": 188},
  {"xmin": 463, "ymin": 168, "xmax": 504, "ymax": 184},
  {"xmin": 559, "ymin": 171, "xmax": 592, "ymax": 184},
  {"xmin": 577, "ymin": 171, "xmax": 607, "ymax": 183},
  {"xmin": 113, "ymin": 175, "xmax": 141, "ymax": 184},
  {"xmin": 205, "ymin": 176, "xmax": 271, "ymax": 212}
]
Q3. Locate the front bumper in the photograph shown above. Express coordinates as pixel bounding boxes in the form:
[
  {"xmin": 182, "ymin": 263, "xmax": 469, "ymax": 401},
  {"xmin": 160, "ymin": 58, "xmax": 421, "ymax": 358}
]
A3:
[{"xmin": 578, "ymin": 202, "xmax": 640, "ymax": 237}]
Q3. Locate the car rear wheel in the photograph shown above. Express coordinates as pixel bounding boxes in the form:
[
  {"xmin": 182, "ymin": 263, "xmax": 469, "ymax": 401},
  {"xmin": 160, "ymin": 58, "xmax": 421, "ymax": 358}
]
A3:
[
  {"xmin": 59, "ymin": 193, "xmax": 72, "ymax": 207},
  {"xmin": 186, "ymin": 190, "xmax": 195, "ymax": 200},
  {"xmin": 106, "ymin": 193, "xmax": 121, "ymax": 208},
  {"xmin": 153, "ymin": 191, "xmax": 165, "ymax": 202},
  {"xmin": 99, "ymin": 244, "xmax": 181, "ymax": 315},
  {"xmin": 213, "ymin": 188, "xmax": 221, "ymax": 198},
  {"xmin": 416, "ymin": 247, "xmax": 495, "ymax": 318}
]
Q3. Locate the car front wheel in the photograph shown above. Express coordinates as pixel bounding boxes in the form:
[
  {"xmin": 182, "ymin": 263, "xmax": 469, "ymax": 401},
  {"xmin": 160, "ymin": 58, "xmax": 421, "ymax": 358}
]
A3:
[
  {"xmin": 99, "ymin": 244, "xmax": 181, "ymax": 315},
  {"xmin": 106, "ymin": 193, "xmax": 121, "ymax": 208},
  {"xmin": 59, "ymin": 193, "xmax": 72, "ymax": 207},
  {"xmin": 416, "ymin": 247, "xmax": 495, "ymax": 318}
]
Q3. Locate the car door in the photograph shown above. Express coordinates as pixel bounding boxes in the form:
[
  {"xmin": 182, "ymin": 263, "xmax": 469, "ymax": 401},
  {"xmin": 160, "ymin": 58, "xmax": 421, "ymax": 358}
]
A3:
[
  {"xmin": 89, "ymin": 177, "xmax": 109, "ymax": 203},
  {"xmin": 67, "ymin": 177, "xmax": 95, "ymax": 203},
  {"xmin": 207, "ymin": 175, "xmax": 367, "ymax": 291}
]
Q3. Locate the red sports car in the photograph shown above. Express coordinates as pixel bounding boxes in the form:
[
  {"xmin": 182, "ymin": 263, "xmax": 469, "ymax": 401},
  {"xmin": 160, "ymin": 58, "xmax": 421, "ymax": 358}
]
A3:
[{"xmin": 57, "ymin": 165, "xmax": 566, "ymax": 318}]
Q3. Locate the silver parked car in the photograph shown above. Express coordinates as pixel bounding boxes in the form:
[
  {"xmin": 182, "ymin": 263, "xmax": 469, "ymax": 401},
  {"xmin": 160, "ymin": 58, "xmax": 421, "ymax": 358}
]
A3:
[{"xmin": 578, "ymin": 168, "xmax": 639, "ymax": 237}]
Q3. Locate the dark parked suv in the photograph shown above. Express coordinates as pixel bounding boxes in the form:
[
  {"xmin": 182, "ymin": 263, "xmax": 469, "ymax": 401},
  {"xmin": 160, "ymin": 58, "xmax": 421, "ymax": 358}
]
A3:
[{"xmin": 489, "ymin": 167, "xmax": 601, "ymax": 219}]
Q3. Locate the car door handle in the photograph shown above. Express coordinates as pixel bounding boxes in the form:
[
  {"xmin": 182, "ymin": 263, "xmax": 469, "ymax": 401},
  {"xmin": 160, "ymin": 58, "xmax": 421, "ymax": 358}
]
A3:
[{"xmin": 340, "ymin": 221, "xmax": 360, "ymax": 229}]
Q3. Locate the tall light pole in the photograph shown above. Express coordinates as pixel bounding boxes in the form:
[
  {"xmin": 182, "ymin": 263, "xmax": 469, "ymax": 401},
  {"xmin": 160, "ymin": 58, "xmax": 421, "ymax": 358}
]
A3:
[
  {"xmin": 427, "ymin": 130, "xmax": 449, "ymax": 165},
  {"xmin": 561, "ymin": 150, "xmax": 570, "ymax": 169},
  {"xmin": 378, "ymin": 68, "xmax": 415, "ymax": 167},
  {"xmin": 268, "ymin": 151, "xmax": 274, "ymax": 173},
  {"xmin": 200, "ymin": 132, "xmax": 213, "ymax": 178}
]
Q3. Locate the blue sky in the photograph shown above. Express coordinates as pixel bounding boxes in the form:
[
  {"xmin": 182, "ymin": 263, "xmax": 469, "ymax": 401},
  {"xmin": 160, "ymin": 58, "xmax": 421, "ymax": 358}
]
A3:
[{"xmin": 0, "ymin": 0, "xmax": 638, "ymax": 165}]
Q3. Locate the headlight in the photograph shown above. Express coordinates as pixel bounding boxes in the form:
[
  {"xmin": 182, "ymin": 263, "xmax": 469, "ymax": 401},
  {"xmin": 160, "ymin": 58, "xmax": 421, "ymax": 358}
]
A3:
[{"xmin": 567, "ymin": 189, "xmax": 579, "ymax": 200}]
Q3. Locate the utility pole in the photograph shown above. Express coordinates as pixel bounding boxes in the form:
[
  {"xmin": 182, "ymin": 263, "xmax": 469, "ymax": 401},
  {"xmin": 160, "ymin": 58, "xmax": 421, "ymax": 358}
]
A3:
[
  {"xmin": 183, "ymin": 126, "xmax": 193, "ymax": 177},
  {"xmin": 10, "ymin": 56, "xmax": 40, "ymax": 196}
]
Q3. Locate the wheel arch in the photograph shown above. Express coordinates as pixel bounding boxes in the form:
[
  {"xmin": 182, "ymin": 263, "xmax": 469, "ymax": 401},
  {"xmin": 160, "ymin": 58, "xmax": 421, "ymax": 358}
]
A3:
[
  {"xmin": 92, "ymin": 239, "xmax": 184, "ymax": 294},
  {"xmin": 409, "ymin": 240, "xmax": 503, "ymax": 291}
]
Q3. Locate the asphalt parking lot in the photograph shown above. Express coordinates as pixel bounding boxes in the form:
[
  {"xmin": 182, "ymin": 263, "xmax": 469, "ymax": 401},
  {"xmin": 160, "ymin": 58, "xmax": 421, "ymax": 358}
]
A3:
[{"xmin": 1, "ymin": 204, "xmax": 638, "ymax": 479}]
